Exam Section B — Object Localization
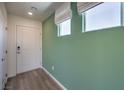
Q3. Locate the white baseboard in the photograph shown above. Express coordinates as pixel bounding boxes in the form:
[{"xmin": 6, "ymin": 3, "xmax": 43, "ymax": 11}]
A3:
[{"xmin": 42, "ymin": 67, "xmax": 67, "ymax": 90}]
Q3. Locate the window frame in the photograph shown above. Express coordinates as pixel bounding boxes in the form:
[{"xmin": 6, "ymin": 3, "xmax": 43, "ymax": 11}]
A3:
[
  {"xmin": 57, "ymin": 19, "xmax": 71, "ymax": 37},
  {"xmin": 82, "ymin": 2, "xmax": 122, "ymax": 33}
]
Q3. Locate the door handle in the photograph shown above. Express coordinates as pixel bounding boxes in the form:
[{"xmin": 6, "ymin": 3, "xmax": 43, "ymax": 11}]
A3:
[
  {"xmin": 17, "ymin": 46, "xmax": 21, "ymax": 54},
  {"xmin": 17, "ymin": 46, "xmax": 20, "ymax": 50}
]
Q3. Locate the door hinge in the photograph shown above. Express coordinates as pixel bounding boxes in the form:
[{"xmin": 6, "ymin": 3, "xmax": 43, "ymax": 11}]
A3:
[
  {"xmin": 2, "ymin": 79, "xmax": 4, "ymax": 85},
  {"xmin": 6, "ymin": 73, "xmax": 7, "ymax": 77},
  {"xmin": 1, "ymin": 58, "xmax": 4, "ymax": 62},
  {"xmin": 5, "ymin": 50, "xmax": 8, "ymax": 54}
]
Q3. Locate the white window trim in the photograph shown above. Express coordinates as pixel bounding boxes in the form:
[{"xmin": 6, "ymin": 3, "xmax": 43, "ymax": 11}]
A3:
[{"xmin": 121, "ymin": 3, "xmax": 124, "ymax": 26}]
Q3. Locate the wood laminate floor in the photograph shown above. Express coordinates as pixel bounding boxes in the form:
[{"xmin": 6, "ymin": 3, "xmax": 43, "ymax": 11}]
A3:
[{"xmin": 5, "ymin": 68, "xmax": 63, "ymax": 90}]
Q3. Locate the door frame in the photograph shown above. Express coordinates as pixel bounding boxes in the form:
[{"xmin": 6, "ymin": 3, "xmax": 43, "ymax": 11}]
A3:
[{"xmin": 15, "ymin": 25, "xmax": 42, "ymax": 75}]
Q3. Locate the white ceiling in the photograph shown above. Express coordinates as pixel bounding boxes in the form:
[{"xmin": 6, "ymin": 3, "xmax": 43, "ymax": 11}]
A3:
[{"xmin": 5, "ymin": 2, "xmax": 63, "ymax": 22}]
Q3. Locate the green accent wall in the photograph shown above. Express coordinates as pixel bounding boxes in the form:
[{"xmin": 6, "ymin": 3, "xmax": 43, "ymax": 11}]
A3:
[{"xmin": 42, "ymin": 2, "xmax": 124, "ymax": 89}]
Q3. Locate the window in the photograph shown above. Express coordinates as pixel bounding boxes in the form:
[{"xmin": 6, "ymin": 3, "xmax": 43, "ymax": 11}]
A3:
[
  {"xmin": 55, "ymin": 3, "xmax": 72, "ymax": 37},
  {"xmin": 58, "ymin": 19, "xmax": 71, "ymax": 37},
  {"xmin": 83, "ymin": 2, "xmax": 121, "ymax": 32}
]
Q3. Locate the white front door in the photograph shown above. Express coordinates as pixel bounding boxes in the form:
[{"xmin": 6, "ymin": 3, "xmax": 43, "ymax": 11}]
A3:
[{"xmin": 16, "ymin": 25, "xmax": 41, "ymax": 74}]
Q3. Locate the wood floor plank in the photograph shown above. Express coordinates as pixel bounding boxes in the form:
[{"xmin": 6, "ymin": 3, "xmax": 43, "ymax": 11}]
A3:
[{"xmin": 5, "ymin": 68, "xmax": 63, "ymax": 90}]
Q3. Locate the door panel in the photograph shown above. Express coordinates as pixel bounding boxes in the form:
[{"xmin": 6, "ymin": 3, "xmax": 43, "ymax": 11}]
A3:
[
  {"xmin": 0, "ymin": 9, "xmax": 4, "ymax": 90},
  {"xmin": 0, "ymin": 3, "xmax": 7, "ymax": 89},
  {"xmin": 16, "ymin": 26, "xmax": 41, "ymax": 74},
  {"xmin": 2, "ymin": 26, "xmax": 7, "ymax": 89}
]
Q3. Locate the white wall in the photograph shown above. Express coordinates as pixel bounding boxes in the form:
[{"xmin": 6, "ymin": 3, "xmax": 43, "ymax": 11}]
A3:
[
  {"xmin": 0, "ymin": 3, "xmax": 7, "ymax": 89},
  {"xmin": 7, "ymin": 14, "xmax": 42, "ymax": 77}
]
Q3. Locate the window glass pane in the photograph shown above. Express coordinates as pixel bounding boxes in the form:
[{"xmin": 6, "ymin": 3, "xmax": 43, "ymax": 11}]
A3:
[
  {"xmin": 85, "ymin": 2, "xmax": 121, "ymax": 32},
  {"xmin": 58, "ymin": 19, "xmax": 71, "ymax": 36}
]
